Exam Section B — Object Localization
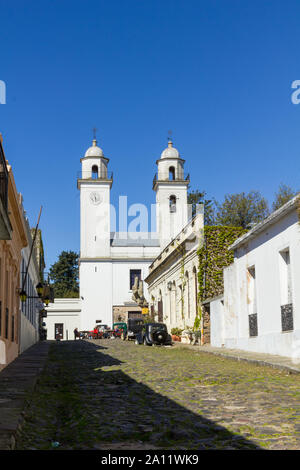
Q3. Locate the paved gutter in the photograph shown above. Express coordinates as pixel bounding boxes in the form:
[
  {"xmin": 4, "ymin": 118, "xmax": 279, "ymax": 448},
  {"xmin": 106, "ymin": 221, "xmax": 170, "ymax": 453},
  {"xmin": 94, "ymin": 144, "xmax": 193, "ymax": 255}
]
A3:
[
  {"xmin": 173, "ymin": 342, "xmax": 300, "ymax": 374},
  {"xmin": 0, "ymin": 341, "xmax": 52, "ymax": 450}
]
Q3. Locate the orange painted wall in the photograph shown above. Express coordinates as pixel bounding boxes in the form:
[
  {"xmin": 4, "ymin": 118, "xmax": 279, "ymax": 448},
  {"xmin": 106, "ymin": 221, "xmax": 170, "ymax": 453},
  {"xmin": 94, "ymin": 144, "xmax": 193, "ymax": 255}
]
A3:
[{"xmin": 0, "ymin": 152, "xmax": 27, "ymax": 370}]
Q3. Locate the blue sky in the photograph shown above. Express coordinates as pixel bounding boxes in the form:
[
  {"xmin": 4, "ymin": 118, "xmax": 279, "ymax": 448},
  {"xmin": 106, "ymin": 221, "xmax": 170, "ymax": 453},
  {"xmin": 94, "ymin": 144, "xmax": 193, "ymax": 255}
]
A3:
[{"xmin": 0, "ymin": 0, "xmax": 300, "ymax": 270}]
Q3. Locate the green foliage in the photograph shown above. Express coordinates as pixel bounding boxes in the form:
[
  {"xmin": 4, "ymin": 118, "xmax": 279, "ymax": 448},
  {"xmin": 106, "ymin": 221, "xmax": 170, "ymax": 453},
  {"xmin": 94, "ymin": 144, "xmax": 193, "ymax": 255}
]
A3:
[
  {"xmin": 214, "ymin": 191, "xmax": 269, "ymax": 229},
  {"xmin": 187, "ymin": 189, "xmax": 215, "ymax": 225},
  {"xmin": 197, "ymin": 226, "xmax": 247, "ymax": 302},
  {"xmin": 171, "ymin": 327, "xmax": 183, "ymax": 336},
  {"xmin": 193, "ymin": 313, "xmax": 201, "ymax": 331},
  {"xmin": 49, "ymin": 250, "xmax": 79, "ymax": 298},
  {"xmin": 272, "ymin": 183, "xmax": 298, "ymax": 211},
  {"xmin": 142, "ymin": 315, "xmax": 153, "ymax": 324}
]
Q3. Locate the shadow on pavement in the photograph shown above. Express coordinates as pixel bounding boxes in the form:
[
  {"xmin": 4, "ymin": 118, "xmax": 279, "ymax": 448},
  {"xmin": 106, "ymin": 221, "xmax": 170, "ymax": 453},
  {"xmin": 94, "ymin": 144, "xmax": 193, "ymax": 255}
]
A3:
[{"xmin": 17, "ymin": 339, "xmax": 262, "ymax": 450}]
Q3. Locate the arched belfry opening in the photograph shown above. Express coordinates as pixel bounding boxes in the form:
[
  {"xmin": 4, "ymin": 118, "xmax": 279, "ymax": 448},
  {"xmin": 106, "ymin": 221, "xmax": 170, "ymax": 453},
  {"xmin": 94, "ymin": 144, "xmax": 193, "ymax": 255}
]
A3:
[
  {"xmin": 92, "ymin": 165, "xmax": 98, "ymax": 179},
  {"xmin": 169, "ymin": 166, "xmax": 175, "ymax": 180}
]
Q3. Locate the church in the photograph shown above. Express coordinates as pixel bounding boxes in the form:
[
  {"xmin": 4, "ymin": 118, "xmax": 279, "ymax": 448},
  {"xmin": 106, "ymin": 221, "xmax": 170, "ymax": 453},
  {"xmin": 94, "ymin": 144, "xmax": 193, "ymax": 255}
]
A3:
[{"xmin": 45, "ymin": 136, "xmax": 198, "ymax": 338}]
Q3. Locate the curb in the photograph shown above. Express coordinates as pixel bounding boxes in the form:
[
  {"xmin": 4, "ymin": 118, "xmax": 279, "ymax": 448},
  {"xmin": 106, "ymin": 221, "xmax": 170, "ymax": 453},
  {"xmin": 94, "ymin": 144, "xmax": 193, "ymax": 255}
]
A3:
[{"xmin": 172, "ymin": 342, "xmax": 300, "ymax": 375}]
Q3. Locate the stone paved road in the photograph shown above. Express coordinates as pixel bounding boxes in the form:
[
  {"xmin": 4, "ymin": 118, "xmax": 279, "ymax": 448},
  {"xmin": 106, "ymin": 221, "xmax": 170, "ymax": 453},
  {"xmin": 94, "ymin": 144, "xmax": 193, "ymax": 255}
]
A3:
[{"xmin": 15, "ymin": 339, "xmax": 300, "ymax": 450}]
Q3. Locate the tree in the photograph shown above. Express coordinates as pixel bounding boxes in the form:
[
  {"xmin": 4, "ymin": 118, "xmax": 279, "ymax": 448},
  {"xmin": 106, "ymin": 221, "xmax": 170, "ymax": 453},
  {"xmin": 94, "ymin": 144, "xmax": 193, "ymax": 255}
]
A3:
[
  {"xmin": 187, "ymin": 189, "xmax": 215, "ymax": 225},
  {"xmin": 214, "ymin": 191, "xmax": 269, "ymax": 229},
  {"xmin": 272, "ymin": 183, "xmax": 298, "ymax": 211},
  {"xmin": 49, "ymin": 250, "xmax": 79, "ymax": 298}
]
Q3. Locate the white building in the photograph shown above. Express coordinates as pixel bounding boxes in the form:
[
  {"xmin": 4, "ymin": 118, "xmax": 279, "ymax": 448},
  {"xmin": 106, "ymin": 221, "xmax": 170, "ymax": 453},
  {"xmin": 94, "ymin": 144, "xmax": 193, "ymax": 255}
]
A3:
[
  {"xmin": 46, "ymin": 137, "xmax": 192, "ymax": 336},
  {"xmin": 45, "ymin": 298, "xmax": 81, "ymax": 340},
  {"xmin": 145, "ymin": 211, "xmax": 204, "ymax": 333},
  {"xmin": 208, "ymin": 195, "xmax": 300, "ymax": 358},
  {"xmin": 19, "ymin": 204, "xmax": 44, "ymax": 353}
]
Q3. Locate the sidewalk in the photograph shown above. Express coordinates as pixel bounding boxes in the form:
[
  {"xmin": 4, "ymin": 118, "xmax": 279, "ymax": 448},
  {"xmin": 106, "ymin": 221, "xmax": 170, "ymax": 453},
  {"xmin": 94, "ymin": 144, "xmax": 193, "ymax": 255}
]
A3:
[
  {"xmin": 173, "ymin": 341, "xmax": 300, "ymax": 374},
  {"xmin": 0, "ymin": 341, "xmax": 51, "ymax": 450}
]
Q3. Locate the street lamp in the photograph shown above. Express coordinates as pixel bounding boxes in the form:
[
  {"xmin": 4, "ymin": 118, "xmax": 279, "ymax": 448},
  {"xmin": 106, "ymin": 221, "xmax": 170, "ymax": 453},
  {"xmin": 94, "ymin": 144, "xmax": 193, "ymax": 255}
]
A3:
[
  {"xmin": 18, "ymin": 283, "xmax": 53, "ymax": 306},
  {"xmin": 19, "ymin": 290, "xmax": 27, "ymax": 302}
]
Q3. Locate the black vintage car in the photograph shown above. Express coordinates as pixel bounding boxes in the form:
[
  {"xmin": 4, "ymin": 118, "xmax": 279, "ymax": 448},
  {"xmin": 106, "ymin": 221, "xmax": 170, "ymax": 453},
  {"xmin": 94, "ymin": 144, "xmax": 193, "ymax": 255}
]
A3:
[
  {"xmin": 121, "ymin": 318, "xmax": 144, "ymax": 341},
  {"xmin": 135, "ymin": 322, "xmax": 172, "ymax": 346}
]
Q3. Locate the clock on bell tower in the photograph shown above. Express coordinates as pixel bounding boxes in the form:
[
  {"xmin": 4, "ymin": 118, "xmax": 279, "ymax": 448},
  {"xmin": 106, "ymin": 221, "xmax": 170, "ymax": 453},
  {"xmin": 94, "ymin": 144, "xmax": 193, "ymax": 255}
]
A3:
[{"xmin": 77, "ymin": 138, "xmax": 113, "ymax": 259}]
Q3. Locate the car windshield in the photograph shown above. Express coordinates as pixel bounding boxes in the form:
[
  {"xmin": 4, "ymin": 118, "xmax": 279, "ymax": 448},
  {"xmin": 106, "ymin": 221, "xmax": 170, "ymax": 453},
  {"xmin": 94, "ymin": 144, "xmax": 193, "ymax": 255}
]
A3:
[{"xmin": 150, "ymin": 324, "xmax": 167, "ymax": 331}]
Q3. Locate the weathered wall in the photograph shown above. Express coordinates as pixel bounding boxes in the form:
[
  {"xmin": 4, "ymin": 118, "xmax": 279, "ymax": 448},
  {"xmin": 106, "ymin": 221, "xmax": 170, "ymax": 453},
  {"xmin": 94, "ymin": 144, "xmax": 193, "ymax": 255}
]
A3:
[{"xmin": 222, "ymin": 209, "xmax": 300, "ymax": 358}]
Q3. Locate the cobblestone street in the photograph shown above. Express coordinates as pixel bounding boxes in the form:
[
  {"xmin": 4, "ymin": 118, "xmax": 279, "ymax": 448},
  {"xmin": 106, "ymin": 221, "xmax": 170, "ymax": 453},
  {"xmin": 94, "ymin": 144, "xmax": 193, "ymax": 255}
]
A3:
[{"xmin": 15, "ymin": 339, "xmax": 300, "ymax": 450}]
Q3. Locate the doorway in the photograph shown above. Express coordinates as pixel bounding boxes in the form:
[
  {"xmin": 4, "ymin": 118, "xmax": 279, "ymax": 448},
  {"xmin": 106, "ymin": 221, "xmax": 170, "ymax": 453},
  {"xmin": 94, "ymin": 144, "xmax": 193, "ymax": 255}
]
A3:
[
  {"xmin": 55, "ymin": 323, "xmax": 63, "ymax": 340},
  {"xmin": 158, "ymin": 299, "xmax": 163, "ymax": 322}
]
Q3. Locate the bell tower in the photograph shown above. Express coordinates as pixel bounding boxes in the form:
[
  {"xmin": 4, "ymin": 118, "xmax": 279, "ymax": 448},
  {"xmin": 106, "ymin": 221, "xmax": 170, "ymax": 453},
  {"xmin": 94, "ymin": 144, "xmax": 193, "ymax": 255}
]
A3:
[
  {"xmin": 77, "ymin": 138, "xmax": 113, "ymax": 259},
  {"xmin": 77, "ymin": 138, "xmax": 113, "ymax": 330},
  {"xmin": 153, "ymin": 139, "xmax": 190, "ymax": 249}
]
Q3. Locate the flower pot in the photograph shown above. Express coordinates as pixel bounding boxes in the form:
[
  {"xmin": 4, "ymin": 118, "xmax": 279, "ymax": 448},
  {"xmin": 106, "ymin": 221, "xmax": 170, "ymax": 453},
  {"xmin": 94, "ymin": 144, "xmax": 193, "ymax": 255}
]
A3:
[{"xmin": 171, "ymin": 335, "xmax": 181, "ymax": 342}]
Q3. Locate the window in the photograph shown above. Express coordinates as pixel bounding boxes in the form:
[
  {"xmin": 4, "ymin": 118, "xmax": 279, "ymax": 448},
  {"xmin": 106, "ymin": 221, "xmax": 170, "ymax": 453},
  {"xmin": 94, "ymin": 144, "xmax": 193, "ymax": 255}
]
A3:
[
  {"xmin": 247, "ymin": 266, "xmax": 258, "ymax": 337},
  {"xmin": 193, "ymin": 267, "xmax": 198, "ymax": 314},
  {"xmin": 158, "ymin": 290, "xmax": 163, "ymax": 322},
  {"xmin": 5, "ymin": 308, "xmax": 8, "ymax": 339},
  {"xmin": 92, "ymin": 165, "xmax": 98, "ymax": 179},
  {"xmin": 185, "ymin": 271, "xmax": 190, "ymax": 319},
  {"xmin": 11, "ymin": 315, "xmax": 14, "ymax": 342},
  {"xmin": 279, "ymin": 248, "xmax": 293, "ymax": 331},
  {"xmin": 279, "ymin": 248, "xmax": 292, "ymax": 305},
  {"xmin": 169, "ymin": 195, "xmax": 176, "ymax": 213},
  {"xmin": 169, "ymin": 166, "xmax": 175, "ymax": 180},
  {"xmin": 247, "ymin": 266, "xmax": 257, "ymax": 314},
  {"xmin": 130, "ymin": 269, "xmax": 141, "ymax": 290}
]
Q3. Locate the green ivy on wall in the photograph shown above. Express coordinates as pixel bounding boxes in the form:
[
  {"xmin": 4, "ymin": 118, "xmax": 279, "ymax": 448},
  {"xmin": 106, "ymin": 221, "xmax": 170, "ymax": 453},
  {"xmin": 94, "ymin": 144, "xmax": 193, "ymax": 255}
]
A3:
[{"xmin": 197, "ymin": 226, "xmax": 247, "ymax": 302}]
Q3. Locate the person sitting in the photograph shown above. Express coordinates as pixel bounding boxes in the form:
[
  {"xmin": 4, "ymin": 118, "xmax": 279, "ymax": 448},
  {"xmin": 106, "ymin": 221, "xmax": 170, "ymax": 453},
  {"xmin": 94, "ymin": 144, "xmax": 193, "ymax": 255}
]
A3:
[{"xmin": 74, "ymin": 328, "xmax": 80, "ymax": 340}]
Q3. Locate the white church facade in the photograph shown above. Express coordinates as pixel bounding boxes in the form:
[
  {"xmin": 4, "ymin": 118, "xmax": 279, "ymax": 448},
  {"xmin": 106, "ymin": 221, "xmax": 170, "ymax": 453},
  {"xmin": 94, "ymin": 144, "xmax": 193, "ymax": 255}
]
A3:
[{"xmin": 46, "ymin": 137, "xmax": 194, "ymax": 338}]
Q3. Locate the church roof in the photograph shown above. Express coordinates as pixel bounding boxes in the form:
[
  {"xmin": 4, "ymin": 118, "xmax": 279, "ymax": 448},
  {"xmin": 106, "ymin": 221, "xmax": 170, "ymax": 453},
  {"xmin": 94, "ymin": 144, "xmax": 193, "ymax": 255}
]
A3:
[
  {"xmin": 110, "ymin": 232, "xmax": 160, "ymax": 247},
  {"xmin": 84, "ymin": 139, "xmax": 104, "ymax": 158},
  {"xmin": 160, "ymin": 140, "xmax": 180, "ymax": 159}
]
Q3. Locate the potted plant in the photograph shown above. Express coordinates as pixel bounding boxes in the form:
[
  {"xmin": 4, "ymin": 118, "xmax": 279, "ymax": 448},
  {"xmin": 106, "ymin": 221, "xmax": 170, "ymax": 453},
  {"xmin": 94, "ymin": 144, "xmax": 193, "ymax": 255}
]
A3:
[{"xmin": 171, "ymin": 327, "xmax": 183, "ymax": 342}]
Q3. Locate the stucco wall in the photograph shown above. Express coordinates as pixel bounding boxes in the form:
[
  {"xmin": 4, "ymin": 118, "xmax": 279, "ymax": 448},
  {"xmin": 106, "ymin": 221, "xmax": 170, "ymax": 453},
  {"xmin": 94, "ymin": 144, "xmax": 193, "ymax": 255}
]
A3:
[
  {"xmin": 45, "ymin": 299, "xmax": 81, "ymax": 340},
  {"xmin": 209, "ymin": 297, "xmax": 225, "ymax": 347},
  {"xmin": 146, "ymin": 213, "xmax": 204, "ymax": 332},
  {"xmin": 222, "ymin": 209, "xmax": 300, "ymax": 358}
]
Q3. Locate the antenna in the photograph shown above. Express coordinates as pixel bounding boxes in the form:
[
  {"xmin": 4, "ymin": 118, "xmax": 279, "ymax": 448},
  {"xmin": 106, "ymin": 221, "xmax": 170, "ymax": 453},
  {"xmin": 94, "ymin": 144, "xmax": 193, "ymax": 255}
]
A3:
[
  {"xmin": 168, "ymin": 129, "xmax": 172, "ymax": 142},
  {"xmin": 92, "ymin": 127, "xmax": 97, "ymax": 140}
]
